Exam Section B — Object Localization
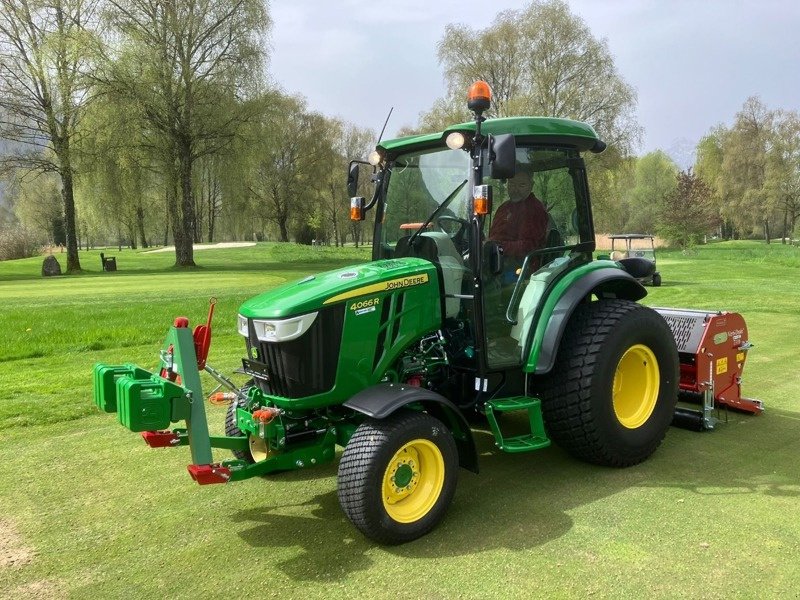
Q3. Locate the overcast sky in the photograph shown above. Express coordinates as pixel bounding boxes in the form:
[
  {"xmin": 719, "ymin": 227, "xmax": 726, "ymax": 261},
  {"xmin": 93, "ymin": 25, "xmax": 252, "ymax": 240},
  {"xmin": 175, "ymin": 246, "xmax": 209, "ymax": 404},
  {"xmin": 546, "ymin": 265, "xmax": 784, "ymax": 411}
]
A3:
[{"xmin": 269, "ymin": 1, "xmax": 800, "ymax": 163}]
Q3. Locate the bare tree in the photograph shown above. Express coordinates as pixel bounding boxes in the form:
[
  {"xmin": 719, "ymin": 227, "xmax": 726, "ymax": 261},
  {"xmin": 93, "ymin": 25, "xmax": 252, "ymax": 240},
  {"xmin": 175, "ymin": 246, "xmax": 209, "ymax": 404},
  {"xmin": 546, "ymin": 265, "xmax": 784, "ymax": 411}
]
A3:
[{"xmin": 0, "ymin": 0, "xmax": 100, "ymax": 272}]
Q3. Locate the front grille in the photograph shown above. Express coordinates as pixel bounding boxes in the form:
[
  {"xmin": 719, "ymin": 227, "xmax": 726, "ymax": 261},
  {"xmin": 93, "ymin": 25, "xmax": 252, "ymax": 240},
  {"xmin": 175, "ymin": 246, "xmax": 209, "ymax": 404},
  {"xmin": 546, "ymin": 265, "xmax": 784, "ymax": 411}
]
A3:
[{"xmin": 244, "ymin": 305, "xmax": 344, "ymax": 398}]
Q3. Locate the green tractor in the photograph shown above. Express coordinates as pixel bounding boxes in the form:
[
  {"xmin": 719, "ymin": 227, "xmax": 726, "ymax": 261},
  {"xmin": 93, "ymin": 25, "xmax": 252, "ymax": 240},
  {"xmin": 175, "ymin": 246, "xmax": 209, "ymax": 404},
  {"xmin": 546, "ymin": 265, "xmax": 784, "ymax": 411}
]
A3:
[{"xmin": 94, "ymin": 81, "xmax": 679, "ymax": 544}]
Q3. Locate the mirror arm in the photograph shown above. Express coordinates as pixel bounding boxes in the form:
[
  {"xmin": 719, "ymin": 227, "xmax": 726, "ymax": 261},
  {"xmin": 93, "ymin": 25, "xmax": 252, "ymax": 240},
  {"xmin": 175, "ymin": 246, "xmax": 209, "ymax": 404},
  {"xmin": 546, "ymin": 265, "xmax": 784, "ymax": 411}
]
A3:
[{"xmin": 364, "ymin": 169, "xmax": 384, "ymax": 211}]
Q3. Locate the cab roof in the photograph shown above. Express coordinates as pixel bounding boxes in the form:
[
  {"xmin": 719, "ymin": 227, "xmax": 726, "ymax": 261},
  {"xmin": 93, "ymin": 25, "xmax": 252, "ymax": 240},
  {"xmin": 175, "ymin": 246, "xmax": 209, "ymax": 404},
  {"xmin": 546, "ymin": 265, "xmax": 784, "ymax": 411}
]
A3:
[{"xmin": 378, "ymin": 116, "xmax": 604, "ymax": 156}]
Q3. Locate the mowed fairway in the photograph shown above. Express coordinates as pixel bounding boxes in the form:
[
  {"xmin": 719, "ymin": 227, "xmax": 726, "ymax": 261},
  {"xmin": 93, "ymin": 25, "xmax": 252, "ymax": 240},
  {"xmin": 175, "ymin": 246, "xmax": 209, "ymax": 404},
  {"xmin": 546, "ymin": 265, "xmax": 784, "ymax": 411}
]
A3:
[{"xmin": 1, "ymin": 241, "xmax": 799, "ymax": 599}]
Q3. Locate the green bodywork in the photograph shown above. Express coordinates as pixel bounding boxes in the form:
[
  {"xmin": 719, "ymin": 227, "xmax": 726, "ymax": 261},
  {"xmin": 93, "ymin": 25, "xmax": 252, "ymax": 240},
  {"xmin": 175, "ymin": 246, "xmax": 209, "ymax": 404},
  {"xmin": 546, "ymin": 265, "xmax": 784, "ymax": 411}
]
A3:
[
  {"xmin": 523, "ymin": 260, "xmax": 620, "ymax": 372},
  {"xmin": 241, "ymin": 258, "xmax": 442, "ymax": 410},
  {"xmin": 379, "ymin": 116, "xmax": 602, "ymax": 155}
]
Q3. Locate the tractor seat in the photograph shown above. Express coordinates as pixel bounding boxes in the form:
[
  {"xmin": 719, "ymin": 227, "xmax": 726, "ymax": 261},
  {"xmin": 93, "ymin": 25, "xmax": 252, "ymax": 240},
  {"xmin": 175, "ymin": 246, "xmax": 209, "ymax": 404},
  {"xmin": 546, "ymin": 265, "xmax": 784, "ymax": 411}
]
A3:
[
  {"xmin": 395, "ymin": 232, "xmax": 465, "ymax": 318},
  {"xmin": 618, "ymin": 257, "xmax": 655, "ymax": 279}
]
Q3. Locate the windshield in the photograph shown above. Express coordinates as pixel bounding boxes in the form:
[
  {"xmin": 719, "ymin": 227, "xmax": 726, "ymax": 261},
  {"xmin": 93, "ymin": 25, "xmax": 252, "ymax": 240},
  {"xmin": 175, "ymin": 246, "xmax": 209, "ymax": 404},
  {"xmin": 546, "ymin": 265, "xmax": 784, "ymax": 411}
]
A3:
[
  {"xmin": 376, "ymin": 143, "xmax": 591, "ymax": 368},
  {"xmin": 379, "ymin": 145, "xmax": 587, "ymax": 255},
  {"xmin": 380, "ymin": 148, "xmax": 472, "ymax": 247}
]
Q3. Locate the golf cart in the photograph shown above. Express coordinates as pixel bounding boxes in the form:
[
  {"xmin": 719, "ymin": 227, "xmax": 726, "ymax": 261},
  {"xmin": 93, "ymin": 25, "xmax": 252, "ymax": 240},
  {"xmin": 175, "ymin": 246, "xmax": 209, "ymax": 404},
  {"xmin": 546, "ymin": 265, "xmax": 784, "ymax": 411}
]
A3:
[{"xmin": 609, "ymin": 234, "xmax": 661, "ymax": 286}]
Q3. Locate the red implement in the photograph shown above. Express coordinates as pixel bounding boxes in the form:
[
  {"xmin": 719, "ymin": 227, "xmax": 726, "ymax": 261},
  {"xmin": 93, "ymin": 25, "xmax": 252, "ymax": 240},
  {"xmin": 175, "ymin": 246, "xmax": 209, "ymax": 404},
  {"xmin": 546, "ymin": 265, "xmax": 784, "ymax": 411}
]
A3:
[
  {"xmin": 141, "ymin": 430, "xmax": 181, "ymax": 448},
  {"xmin": 193, "ymin": 298, "xmax": 216, "ymax": 370},
  {"xmin": 187, "ymin": 463, "xmax": 231, "ymax": 485},
  {"xmin": 656, "ymin": 308, "xmax": 763, "ymax": 414}
]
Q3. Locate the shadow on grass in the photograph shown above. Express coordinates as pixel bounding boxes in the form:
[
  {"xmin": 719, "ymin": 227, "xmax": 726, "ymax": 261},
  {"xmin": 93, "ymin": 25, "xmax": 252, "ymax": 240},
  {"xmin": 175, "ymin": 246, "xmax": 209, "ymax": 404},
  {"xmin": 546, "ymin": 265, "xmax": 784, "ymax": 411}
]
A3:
[{"xmin": 231, "ymin": 408, "xmax": 800, "ymax": 581}]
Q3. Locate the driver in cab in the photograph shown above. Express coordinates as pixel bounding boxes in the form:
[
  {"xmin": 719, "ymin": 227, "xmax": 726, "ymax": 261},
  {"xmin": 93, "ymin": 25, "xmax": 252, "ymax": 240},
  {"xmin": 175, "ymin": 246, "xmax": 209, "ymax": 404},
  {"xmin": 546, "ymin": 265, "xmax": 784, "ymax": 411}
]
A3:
[{"xmin": 488, "ymin": 166, "xmax": 548, "ymax": 272}]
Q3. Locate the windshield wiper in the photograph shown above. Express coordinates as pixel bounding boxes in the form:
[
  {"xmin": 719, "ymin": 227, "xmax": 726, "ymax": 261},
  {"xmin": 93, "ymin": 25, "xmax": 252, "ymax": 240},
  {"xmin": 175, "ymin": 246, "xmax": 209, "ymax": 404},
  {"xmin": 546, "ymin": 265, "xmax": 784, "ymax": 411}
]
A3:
[{"xmin": 406, "ymin": 179, "xmax": 468, "ymax": 248}]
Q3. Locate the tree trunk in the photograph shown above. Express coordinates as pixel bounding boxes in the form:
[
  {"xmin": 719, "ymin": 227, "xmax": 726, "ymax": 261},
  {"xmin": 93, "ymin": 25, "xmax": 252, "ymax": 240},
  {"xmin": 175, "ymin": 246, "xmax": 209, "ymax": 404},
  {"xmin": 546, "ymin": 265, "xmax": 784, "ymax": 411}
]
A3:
[
  {"xmin": 783, "ymin": 209, "xmax": 788, "ymax": 244},
  {"xmin": 175, "ymin": 145, "xmax": 196, "ymax": 266},
  {"xmin": 163, "ymin": 192, "xmax": 170, "ymax": 246},
  {"xmin": 764, "ymin": 219, "xmax": 770, "ymax": 244},
  {"xmin": 60, "ymin": 166, "xmax": 81, "ymax": 273},
  {"xmin": 278, "ymin": 218, "xmax": 289, "ymax": 242},
  {"xmin": 207, "ymin": 173, "xmax": 218, "ymax": 243},
  {"xmin": 136, "ymin": 206, "xmax": 148, "ymax": 248}
]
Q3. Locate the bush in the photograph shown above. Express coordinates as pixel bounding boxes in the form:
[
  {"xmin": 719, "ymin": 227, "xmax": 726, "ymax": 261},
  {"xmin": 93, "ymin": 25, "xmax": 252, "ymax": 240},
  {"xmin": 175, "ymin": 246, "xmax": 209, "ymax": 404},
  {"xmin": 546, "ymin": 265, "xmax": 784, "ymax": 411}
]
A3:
[
  {"xmin": 292, "ymin": 223, "xmax": 316, "ymax": 246},
  {"xmin": 0, "ymin": 226, "xmax": 42, "ymax": 260}
]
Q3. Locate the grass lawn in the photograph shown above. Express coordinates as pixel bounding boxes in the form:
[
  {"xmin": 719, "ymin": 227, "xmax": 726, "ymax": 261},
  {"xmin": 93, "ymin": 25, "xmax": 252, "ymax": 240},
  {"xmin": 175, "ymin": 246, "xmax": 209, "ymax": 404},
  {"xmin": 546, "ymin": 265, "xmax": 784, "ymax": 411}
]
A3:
[{"xmin": 1, "ymin": 240, "xmax": 799, "ymax": 599}]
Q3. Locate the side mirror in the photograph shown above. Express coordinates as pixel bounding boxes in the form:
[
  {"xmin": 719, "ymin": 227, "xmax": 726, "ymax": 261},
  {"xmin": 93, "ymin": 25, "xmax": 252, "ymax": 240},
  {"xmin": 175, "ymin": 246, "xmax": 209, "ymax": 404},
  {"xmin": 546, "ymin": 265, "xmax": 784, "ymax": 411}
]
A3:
[
  {"xmin": 347, "ymin": 162, "xmax": 360, "ymax": 197},
  {"xmin": 484, "ymin": 240, "xmax": 504, "ymax": 275},
  {"xmin": 489, "ymin": 134, "xmax": 516, "ymax": 180}
]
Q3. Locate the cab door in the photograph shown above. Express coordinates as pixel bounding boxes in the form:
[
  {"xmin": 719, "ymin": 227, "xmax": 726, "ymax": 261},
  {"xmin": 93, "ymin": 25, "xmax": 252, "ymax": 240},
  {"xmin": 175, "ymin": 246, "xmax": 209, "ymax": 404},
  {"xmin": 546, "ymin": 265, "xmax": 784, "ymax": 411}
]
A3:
[{"xmin": 479, "ymin": 147, "xmax": 592, "ymax": 370}]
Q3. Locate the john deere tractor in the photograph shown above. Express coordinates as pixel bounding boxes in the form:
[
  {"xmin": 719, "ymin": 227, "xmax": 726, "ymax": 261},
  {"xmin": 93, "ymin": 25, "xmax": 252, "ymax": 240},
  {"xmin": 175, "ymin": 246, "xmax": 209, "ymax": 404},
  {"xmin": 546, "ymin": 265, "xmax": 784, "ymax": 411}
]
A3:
[{"xmin": 94, "ymin": 81, "xmax": 680, "ymax": 544}]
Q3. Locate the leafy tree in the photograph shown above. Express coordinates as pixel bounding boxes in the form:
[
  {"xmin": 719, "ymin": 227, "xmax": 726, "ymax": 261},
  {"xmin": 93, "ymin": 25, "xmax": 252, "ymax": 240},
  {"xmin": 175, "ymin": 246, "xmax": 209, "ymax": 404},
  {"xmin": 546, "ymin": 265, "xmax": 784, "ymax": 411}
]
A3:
[
  {"xmin": 694, "ymin": 127, "xmax": 732, "ymax": 238},
  {"xmin": 588, "ymin": 159, "xmax": 632, "ymax": 233},
  {"xmin": 765, "ymin": 110, "xmax": 800, "ymax": 243},
  {"xmin": 428, "ymin": 0, "xmax": 640, "ymax": 154},
  {"xmin": 624, "ymin": 151, "xmax": 678, "ymax": 233},
  {"xmin": 657, "ymin": 169, "xmax": 718, "ymax": 249},
  {"xmin": 102, "ymin": 0, "xmax": 270, "ymax": 266},
  {"xmin": 717, "ymin": 97, "xmax": 773, "ymax": 241},
  {"xmin": 246, "ymin": 94, "xmax": 332, "ymax": 243},
  {"xmin": 323, "ymin": 119, "xmax": 375, "ymax": 247},
  {"xmin": 12, "ymin": 172, "xmax": 63, "ymax": 244},
  {"xmin": 0, "ymin": 0, "xmax": 101, "ymax": 272}
]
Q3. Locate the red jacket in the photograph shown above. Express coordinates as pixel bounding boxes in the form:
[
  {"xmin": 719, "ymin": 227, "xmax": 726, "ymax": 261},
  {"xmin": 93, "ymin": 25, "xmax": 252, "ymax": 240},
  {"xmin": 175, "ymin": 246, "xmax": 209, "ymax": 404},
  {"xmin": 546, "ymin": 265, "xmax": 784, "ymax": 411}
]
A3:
[{"xmin": 488, "ymin": 195, "xmax": 548, "ymax": 259}]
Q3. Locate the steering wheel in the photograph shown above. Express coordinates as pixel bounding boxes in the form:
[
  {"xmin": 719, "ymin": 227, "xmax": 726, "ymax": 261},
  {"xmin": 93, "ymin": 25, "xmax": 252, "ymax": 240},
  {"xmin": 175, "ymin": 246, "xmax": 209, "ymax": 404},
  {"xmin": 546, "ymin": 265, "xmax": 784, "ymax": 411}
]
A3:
[{"xmin": 435, "ymin": 215, "xmax": 470, "ymax": 254}]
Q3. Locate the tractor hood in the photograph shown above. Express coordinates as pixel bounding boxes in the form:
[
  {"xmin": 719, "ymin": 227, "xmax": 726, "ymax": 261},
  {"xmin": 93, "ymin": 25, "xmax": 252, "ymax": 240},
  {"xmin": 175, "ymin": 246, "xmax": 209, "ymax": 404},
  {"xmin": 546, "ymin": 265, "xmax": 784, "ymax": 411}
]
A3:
[{"xmin": 238, "ymin": 257, "xmax": 439, "ymax": 319}]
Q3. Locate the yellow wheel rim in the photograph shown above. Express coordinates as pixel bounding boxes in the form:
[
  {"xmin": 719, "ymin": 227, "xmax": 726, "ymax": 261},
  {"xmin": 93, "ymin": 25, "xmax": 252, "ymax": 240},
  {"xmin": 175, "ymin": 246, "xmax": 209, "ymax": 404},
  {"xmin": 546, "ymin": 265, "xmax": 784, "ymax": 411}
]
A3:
[
  {"xmin": 381, "ymin": 439, "xmax": 445, "ymax": 524},
  {"xmin": 248, "ymin": 435, "xmax": 270, "ymax": 462},
  {"xmin": 612, "ymin": 344, "xmax": 660, "ymax": 429}
]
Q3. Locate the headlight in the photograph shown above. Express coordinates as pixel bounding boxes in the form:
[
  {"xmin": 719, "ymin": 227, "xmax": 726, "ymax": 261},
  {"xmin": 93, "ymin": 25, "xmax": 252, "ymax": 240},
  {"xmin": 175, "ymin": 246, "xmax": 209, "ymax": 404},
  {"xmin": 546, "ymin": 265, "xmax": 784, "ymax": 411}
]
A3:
[
  {"xmin": 237, "ymin": 312, "xmax": 318, "ymax": 343},
  {"xmin": 237, "ymin": 314, "xmax": 249, "ymax": 336}
]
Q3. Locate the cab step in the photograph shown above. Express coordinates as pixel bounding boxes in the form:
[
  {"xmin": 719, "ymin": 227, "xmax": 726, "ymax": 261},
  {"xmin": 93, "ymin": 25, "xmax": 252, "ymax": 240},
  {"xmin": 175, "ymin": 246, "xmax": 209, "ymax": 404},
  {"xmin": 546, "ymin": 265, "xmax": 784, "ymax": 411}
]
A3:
[{"xmin": 484, "ymin": 396, "xmax": 551, "ymax": 453}]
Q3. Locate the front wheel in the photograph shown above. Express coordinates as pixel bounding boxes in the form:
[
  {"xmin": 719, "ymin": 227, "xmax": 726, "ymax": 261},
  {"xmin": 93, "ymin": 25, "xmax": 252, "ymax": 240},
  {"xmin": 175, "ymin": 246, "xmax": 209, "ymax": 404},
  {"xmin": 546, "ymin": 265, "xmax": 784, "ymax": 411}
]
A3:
[
  {"xmin": 337, "ymin": 412, "xmax": 458, "ymax": 544},
  {"xmin": 539, "ymin": 299, "xmax": 678, "ymax": 467}
]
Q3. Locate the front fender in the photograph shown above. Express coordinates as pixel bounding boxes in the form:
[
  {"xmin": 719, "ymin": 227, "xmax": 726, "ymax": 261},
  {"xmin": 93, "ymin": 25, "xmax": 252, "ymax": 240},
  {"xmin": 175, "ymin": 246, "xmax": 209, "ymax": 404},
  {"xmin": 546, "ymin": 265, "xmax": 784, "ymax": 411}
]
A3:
[
  {"xmin": 344, "ymin": 383, "xmax": 478, "ymax": 473},
  {"xmin": 525, "ymin": 265, "xmax": 646, "ymax": 375}
]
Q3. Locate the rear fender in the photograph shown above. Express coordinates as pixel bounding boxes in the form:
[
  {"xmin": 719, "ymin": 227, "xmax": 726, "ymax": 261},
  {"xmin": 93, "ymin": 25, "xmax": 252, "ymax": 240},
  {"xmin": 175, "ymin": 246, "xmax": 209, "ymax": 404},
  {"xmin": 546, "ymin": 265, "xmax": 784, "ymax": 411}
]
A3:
[
  {"xmin": 526, "ymin": 266, "xmax": 647, "ymax": 375},
  {"xmin": 344, "ymin": 383, "xmax": 478, "ymax": 473}
]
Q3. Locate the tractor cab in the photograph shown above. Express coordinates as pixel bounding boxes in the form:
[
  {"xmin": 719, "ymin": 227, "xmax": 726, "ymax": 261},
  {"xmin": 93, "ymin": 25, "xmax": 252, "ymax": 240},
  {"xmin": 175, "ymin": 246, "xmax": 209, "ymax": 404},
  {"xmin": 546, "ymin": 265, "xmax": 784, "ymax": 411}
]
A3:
[
  {"xmin": 348, "ymin": 86, "xmax": 606, "ymax": 405},
  {"xmin": 370, "ymin": 140, "xmax": 595, "ymax": 373}
]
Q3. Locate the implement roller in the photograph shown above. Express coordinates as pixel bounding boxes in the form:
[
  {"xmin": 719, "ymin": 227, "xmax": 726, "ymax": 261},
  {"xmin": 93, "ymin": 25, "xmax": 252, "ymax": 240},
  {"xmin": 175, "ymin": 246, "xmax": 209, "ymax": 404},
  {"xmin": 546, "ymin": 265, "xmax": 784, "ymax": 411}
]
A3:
[{"xmin": 655, "ymin": 308, "xmax": 763, "ymax": 430}]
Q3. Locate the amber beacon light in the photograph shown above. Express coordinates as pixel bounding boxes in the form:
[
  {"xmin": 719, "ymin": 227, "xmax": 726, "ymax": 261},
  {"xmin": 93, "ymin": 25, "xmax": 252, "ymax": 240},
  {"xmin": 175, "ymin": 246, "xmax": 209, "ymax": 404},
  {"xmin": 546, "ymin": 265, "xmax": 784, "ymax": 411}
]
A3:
[{"xmin": 467, "ymin": 80, "xmax": 492, "ymax": 113}]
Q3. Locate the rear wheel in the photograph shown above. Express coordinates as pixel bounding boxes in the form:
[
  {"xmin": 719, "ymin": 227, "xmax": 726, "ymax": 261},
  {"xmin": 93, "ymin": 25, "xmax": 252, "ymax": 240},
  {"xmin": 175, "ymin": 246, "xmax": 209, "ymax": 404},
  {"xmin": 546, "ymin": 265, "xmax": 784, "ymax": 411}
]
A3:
[
  {"xmin": 652, "ymin": 272, "xmax": 662, "ymax": 287},
  {"xmin": 337, "ymin": 411, "xmax": 458, "ymax": 544},
  {"xmin": 539, "ymin": 299, "xmax": 678, "ymax": 467}
]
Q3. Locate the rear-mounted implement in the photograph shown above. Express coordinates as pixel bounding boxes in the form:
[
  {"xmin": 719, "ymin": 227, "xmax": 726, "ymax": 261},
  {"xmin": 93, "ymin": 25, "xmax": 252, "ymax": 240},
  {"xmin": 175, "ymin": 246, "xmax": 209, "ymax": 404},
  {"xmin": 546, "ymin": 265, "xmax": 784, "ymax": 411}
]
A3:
[{"xmin": 656, "ymin": 308, "xmax": 763, "ymax": 430}]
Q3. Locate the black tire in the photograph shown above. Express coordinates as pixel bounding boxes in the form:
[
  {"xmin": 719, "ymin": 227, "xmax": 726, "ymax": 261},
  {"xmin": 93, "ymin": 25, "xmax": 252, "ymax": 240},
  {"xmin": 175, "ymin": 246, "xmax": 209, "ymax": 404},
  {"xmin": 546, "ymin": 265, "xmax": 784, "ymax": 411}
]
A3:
[
  {"xmin": 539, "ymin": 299, "xmax": 678, "ymax": 467},
  {"xmin": 224, "ymin": 383, "xmax": 255, "ymax": 463},
  {"xmin": 337, "ymin": 411, "xmax": 458, "ymax": 544},
  {"xmin": 652, "ymin": 272, "xmax": 662, "ymax": 287}
]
